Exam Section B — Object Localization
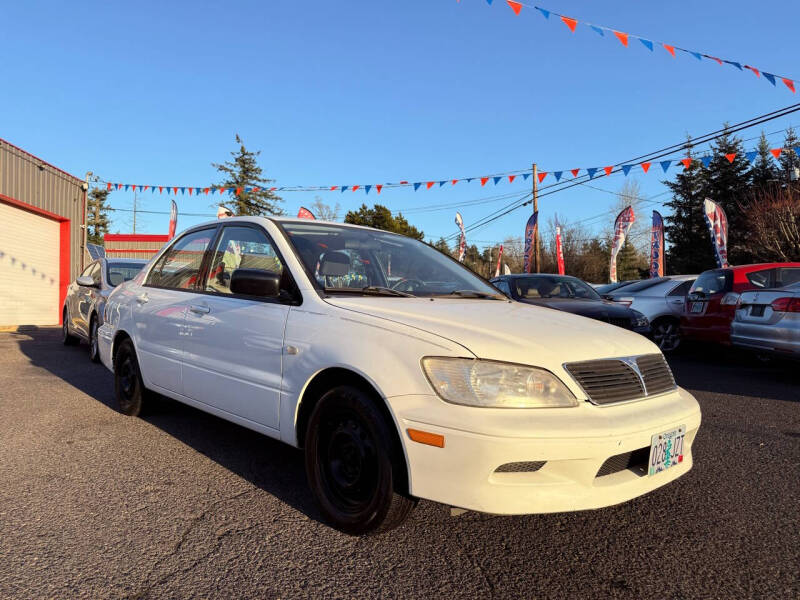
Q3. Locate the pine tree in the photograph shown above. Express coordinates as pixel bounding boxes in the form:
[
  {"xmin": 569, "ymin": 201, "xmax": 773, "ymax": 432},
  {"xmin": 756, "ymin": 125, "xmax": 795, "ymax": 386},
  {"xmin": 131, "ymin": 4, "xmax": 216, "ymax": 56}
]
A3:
[
  {"xmin": 87, "ymin": 187, "xmax": 111, "ymax": 244},
  {"xmin": 212, "ymin": 135, "xmax": 283, "ymax": 216},
  {"xmin": 750, "ymin": 132, "xmax": 778, "ymax": 191},
  {"xmin": 778, "ymin": 127, "xmax": 800, "ymax": 187},
  {"xmin": 431, "ymin": 237, "xmax": 452, "ymax": 256},
  {"xmin": 344, "ymin": 204, "xmax": 424, "ymax": 240},
  {"xmin": 663, "ymin": 142, "xmax": 714, "ymax": 273},
  {"xmin": 615, "ymin": 239, "xmax": 643, "ymax": 281}
]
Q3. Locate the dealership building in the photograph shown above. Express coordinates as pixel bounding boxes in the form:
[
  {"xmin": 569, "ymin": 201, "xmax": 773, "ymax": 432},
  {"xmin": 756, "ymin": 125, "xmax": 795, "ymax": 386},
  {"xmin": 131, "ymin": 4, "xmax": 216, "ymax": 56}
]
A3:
[{"xmin": 0, "ymin": 138, "xmax": 87, "ymax": 326}]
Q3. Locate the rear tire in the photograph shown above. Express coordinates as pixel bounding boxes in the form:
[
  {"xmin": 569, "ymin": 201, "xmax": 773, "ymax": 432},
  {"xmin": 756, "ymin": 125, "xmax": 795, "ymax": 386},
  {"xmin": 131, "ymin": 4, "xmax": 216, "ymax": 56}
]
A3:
[
  {"xmin": 652, "ymin": 317, "xmax": 681, "ymax": 353},
  {"xmin": 62, "ymin": 308, "xmax": 79, "ymax": 346},
  {"xmin": 305, "ymin": 385, "xmax": 417, "ymax": 535},
  {"xmin": 88, "ymin": 316, "xmax": 101, "ymax": 363},
  {"xmin": 114, "ymin": 339, "xmax": 148, "ymax": 416}
]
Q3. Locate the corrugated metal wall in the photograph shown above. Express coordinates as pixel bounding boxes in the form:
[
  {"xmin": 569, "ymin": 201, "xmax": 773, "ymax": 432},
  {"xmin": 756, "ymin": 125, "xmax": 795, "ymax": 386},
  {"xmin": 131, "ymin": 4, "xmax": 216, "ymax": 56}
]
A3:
[
  {"xmin": 0, "ymin": 139, "xmax": 85, "ymax": 282},
  {"xmin": 105, "ymin": 240, "xmax": 165, "ymax": 260}
]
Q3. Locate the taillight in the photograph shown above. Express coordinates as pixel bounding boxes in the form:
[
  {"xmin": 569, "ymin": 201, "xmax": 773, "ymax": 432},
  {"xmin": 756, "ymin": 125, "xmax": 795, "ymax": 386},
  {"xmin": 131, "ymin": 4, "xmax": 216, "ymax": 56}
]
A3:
[
  {"xmin": 721, "ymin": 292, "xmax": 741, "ymax": 306},
  {"xmin": 770, "ymin": 297, "xmax": 800, "ymax": 313}
]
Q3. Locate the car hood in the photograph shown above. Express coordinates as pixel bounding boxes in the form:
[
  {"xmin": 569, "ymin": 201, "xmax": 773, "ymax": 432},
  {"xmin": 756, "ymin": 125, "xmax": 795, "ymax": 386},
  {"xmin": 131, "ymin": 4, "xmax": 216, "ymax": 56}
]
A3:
[
  {"xmin": 324, "ymin": 297, "xmax": 659, "ymax": 371},
  {"xmin": 516, "ymin": 297, "xmax": 634, "ymax": 319}
]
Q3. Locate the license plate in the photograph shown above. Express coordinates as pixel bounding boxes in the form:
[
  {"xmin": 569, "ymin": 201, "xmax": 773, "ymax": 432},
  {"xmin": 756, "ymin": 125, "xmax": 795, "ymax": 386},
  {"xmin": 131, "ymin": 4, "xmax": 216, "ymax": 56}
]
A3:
[
  {"xmin": 751, "ymin": 305, "xmax": 765, "ymax": 317},
  {"xmin": 648, "ymin": 425, "xmax": 685, "ymax": 476},
  {"xmin": 690, "ymin": 302, "xmax": 704, "ymax": 313}
]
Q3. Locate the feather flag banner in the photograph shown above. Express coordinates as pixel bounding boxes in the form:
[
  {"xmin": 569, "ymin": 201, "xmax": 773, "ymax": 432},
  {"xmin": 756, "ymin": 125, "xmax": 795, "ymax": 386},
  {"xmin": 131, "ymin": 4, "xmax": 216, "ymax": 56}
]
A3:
[
  {"xmin": 555, "ymin": 222, "xmax": 565, "ymax": 275},
  {"xmin": 168, "ymin": 200, "xmax": 178, "ymax": 240},
  {"xmin": 702, "ymin": 199, "xmax": 729, "ymax": 268},
  {"xmin": 297, "ymin": 206, "xmax": 316, "ymax": 220},
  {"xmin": 495, "ymin": 244, "xmax": 504, "ymax": 277},
  {"xmin": 609, "ymin": 205, "xmax": 636, "ymax": 283},
  {"xmin": 455, "ymin": 212, "xmax": 467, "ymax": 263},
  {"xmin": 650, "ymin": 210, "xmax": 665, "ymax": 278},
  {"xmin": 523, "ymin": 211, "xmax": 539, "ymax": 273}
]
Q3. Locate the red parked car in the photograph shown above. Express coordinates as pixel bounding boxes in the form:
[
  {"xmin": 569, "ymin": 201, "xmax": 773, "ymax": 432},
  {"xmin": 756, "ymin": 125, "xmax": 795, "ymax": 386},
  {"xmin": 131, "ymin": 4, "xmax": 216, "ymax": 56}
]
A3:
[{"xmin": 681, "ymin": 263, "xmax": 800, "ymax": 345}]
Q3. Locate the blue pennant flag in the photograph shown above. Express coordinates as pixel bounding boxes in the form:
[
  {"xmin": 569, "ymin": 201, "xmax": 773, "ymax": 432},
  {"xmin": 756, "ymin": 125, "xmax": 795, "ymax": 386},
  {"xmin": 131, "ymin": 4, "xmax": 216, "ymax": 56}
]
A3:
[
  {"xmin": 466, "ymin": 178, "xmax": 474, "ymax": 183},
  {"xmin": 180, "ymin": 187, "xmax": 185, "ymax": 195},
  {"xmin": 554, "ymin": 171, "xmax": 563, "ymax": 181},
  {"xmin": 341, "ymin": 186, "xmax": 349, "ymax": 193},
  {"xmin": 151, "ymin": 186, "xmax": 155, "ymax": 193},
  {"xmin": 486, "ymin": 0, "xmax": 492, "ymax": 4},
  {"xmin": 689, "ymin": 51, "xmax": 702, "ymax": 61},
  {"xmin": 245, "ymin": 187, "xmax": 252, "ymax": 193},
  {"xmin": 439, "ymin": 181, "xmax": 447, "ymax": 187},
  {"xmin": 590, "ymin": 25, "xmax": 604, "ymax": 37},
  {"xmin": 413, "ymin": 182, "xmax": 421, "ymax": 191},
  {"xmin": 701, "ymin": 156, "xmax": 712, "ymax": 167},
  {"xmin": 124, "ymin": 184, "xmax": 129, "ymax": 191},
  {"xmin": 795, "ymin": 147, "xmax": 800, "ymax": 158},
  {"xmin": 660, "ymin": 160, "xmax": 672, "ymax": 172},
  {"xmin": 622, "ymin": 165, "xmax": 633, "ymax": 176},
  {"xmin": 536, "ymin": 7, "xmax": 550, "ymax": 19},
  {"xmin": 493, "ymin": 176, "xmax": 502, "ymax": 185},
  {"xmin": 745, "ymin": 151, "xmax": 758, "ymax": 162},
  {"xmin": 586, "ymin": 167, "xmax": 598, "ymax": 179},
  {"xmin": 638, "ymin": 38, "xmax": 654, "ymax": 51},
  {"xmin": 365, "ymin": 185, "xmax": 372, "ymax": 194},
  {"xmin": 763, "ymin": 72, "xmax": 777, "ymax": 86},
  {"xmin": 522, "ymin": 173, "xmax": 531, "ymax": 180},
  {"xmin": 724, "ymin": 60, "xmax": 743, "ymax": 70}
]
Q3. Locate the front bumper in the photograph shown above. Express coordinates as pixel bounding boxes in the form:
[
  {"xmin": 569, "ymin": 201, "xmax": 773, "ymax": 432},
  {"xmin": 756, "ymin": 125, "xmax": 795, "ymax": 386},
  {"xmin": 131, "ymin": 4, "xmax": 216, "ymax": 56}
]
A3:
[{"xmin": 393, "ymin": 387, "xmax": 701, "ymax": 515}]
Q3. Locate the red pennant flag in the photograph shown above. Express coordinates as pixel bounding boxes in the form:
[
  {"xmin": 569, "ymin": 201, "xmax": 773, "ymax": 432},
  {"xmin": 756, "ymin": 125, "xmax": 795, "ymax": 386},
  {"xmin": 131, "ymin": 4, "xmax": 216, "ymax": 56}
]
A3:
[
  {"xmin": 783, "ymin": 78, "xmax": 796, "ymax": 93},
  {"xmin": 399, "ymin": 180, "xmax": 408, "ymax": 184},
  {"xmin": 663, "ymin": 44, "xmax": 676, "ymax": 57},
  {"xmin": 376, "ymin": 184, "xmax": 383, "ymax": 194},
  {"xmin": 570, "ymin": 168, "xmax": 580, "ymax": 177},
  {"xmin": 426, "ymin": 181, "xmax": 435, "ymax": 189},
  {"xmin": 603, "ymin": 166, "xmax": 614, "ymax": 176},
  {"xmin": 253, "ymin": 187, "xmax": 260, "ymax": 193},
  {"xmin": 115, "ymin": 183, "xmax": 121, "ymax": 190},
  {"xmin": 330, "ymin": 186, "xmax": 338, "ymax": 191},
  {"xmin": 131, "ymin": 184, "xmax": 137, "ymax": 192},
  {"xmin": 188, "ymin": 188, "xmax": 193, "ymax": 195},
  {"xmin": 641, "ymin": 162, "xmax": 651, "ymax": 173},
  {"xmin": 708, "ymin": 56, "xmax": 723, "ymax": 65},
  {"xmin": 173, "ymin": 187, "xmax": 178, "ymax": 195},
  {"xmin": 480, "ymin": 177, "xmax": 489, "ymax": 186},
  {"xmin": 508, "ymin": 175, "xmax": 516, "ymax": 183},
  {"xmin": 106, "ymin": 182, "xmax": 112, "ymax": 191},
  {"xmin": 235, "ymin": 187, "xmax": 242, "ymax": 196},
  {"xmin": 725, "ymin": 153, "xmax": 736, "ymax": 163},
  {"xmin": 681, "ymin": 158, "xmax": 692, "ymax": 169},
  {"xmin": 352, "ymin": 185, "xmax": 360, "ymax": 192},
  {"xmin": 218, "ymin": 187, "xmax": 225, "ymax": 195},
  {"xmin": 538, "ymin": 172, "xmax": 548, "ymax": 183},
  {"xmin": 770, "ymin": 148, "xmax": 783, "ymax": 159},
  {"xmin": 613, "ymin": 31, "xmax": 629, "ymax": 47},
  {"xmin": 561, "ymin": 16, "xmax": 578, "ymax": 33},
  {"xmin": 452, "ymin": 179, "xmax": 458, "ymax": 185},
  {"xmin": 745, "ymin": 65, "xmax": 760, "ymax": 78},
  {"xmin": 204, "ymin": 188, "xmax": 210, "ymax": 195},
  {"xmin": 159, "ymin": 186, "xmax": 163, "ymax": 193},
  {"xmin": 270, "ymin": 187, "xmax": 277, "ymax": 191},
  {"xmin": 143, "ymin": 185, "xmax": 149, "ymax": 192},
  {"xmin": 506, "ymin": 0, "xmax": 522, "ymax": 15}
]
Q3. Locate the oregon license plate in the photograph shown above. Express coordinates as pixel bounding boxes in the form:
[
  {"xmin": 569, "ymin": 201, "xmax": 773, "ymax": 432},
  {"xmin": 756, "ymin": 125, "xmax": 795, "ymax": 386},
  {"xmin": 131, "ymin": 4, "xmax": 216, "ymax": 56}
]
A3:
[
  {"xmin": 690, "ymin": 301, "xmax": 704, "ymax": 313},
  {"xmin": 648, "ymin": 426, "xmax": 685, "ymax": 476}
]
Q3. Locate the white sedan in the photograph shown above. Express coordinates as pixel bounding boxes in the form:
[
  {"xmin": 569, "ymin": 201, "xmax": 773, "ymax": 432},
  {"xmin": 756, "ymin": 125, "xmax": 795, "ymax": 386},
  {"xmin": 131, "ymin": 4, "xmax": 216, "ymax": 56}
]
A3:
[{"xmin": 98, "ymin": 217, "xmax": 701, "ymax": 535}]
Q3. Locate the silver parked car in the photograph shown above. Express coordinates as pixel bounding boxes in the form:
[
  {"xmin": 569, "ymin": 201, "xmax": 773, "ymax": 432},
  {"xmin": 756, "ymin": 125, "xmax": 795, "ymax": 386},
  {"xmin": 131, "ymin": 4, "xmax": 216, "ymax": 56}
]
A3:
[
  {"xmin": 607, "ymin": 275, "xmax": 696, "ymax": 352},
  {"xmin": 62, "ymin": 258, "xmax": 147, "ymax": 361},
  {"xmin": 731, "ymin": 282, "xmax": 800, "ymax": 359}
]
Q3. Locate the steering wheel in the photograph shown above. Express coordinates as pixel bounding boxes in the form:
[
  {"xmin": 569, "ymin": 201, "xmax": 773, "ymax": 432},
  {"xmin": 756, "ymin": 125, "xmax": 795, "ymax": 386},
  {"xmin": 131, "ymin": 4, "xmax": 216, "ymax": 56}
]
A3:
[{"xmin": 391, "ymin": 278, "xmax": 425, "ymax": 292}]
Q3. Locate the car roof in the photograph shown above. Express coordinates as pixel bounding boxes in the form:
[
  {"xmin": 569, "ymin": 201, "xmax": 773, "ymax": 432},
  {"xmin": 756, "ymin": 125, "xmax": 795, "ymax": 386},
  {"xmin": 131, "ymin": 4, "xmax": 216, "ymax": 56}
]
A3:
[
  {"xmin": 106, "ymin": 258, "xmax": 148, "ymax": 264},
  {"xmin": 726, "ymin": 263, "xmax": 800, "ymax": 271},
  {"xmin": 179, "ymin": 216, "xmax": 407, "ymax": 236}
]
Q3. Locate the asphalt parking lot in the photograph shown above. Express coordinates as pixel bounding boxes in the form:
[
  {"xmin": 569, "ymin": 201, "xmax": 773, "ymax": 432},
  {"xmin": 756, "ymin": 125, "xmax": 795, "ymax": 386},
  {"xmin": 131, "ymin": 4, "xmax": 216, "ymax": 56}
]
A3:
[{"xmin": 0, "ymin": 328, "xmax": 798, "ymax": 599}]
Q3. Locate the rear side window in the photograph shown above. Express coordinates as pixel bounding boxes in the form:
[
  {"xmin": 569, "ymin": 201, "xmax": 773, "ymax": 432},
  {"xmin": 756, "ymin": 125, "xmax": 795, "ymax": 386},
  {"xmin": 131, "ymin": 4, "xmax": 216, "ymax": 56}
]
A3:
[
  {"xmin": 777, "ymin": 268, "xmax": 800, "ymax": 287},
  {"xmin": 493, "ymin": 279, "xmax": 511, "ymax": 296},
  {"xmin": 691, "ymin": 270, "xmax": 731, "ymax": 295},
  {"xmin": 146, "ymin": 229, "xmax": 215, "ymax": 290},
  {"xmin": 668, "ymin": 280, "xmax": 694, "ymax": 296},
  {"xmin": 745, "ymin": 269, "xmax": 774, "ymax": 289}
]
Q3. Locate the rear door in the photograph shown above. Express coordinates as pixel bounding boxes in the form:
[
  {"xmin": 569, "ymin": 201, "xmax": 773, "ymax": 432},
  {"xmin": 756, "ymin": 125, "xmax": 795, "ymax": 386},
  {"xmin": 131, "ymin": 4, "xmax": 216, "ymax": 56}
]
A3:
[
  {"xmin": 135, "ymin": 227, "xmax": 217, "ymax": 394},
  {"xmin": 666, "ymin": 280, "xmax": 694, "ymax": 316},
  {"xmin": 181, "ymin": 223, "xmax": 294, "ymax": 430}
]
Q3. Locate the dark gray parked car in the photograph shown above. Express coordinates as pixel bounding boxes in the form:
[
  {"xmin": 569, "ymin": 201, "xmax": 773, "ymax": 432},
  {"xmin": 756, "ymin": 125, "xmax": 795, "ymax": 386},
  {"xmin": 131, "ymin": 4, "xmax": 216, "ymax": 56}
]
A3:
[{"xmin": 62, "ymin": 258, "xmax": 147, "ymax": 361}]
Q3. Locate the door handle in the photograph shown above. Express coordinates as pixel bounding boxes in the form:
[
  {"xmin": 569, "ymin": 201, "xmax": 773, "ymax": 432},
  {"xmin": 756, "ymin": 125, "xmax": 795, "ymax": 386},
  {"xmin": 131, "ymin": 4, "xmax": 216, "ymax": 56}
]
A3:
[
  {"xmin": 189, "ymin": 304, "xmax": 211, "ymax": 315},
  {"xmin": 669, "ymin": 299, "xmax": 683, "ymax": 304},
  {"xmin": 136, "ymin": 293, "xmax": 149, "ymax": 304}
]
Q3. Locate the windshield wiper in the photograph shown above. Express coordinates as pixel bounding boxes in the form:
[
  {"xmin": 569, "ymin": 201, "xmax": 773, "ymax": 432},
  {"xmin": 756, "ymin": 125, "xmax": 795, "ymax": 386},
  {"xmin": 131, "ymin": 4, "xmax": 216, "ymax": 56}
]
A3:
[
  {"xmin": 446, "ymin": 289, "xmax": 505, "ymax": 300},
  {"xmin": 323, "ymin": 286, "xmax": 414, "ymax": 297}
]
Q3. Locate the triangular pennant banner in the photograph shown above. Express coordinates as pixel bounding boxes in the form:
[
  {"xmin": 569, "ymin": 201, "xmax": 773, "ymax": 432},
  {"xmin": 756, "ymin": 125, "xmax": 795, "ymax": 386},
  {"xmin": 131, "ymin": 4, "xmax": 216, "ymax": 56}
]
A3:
[
  {"xmin": 508, "ymin": 175, "xmax": 516, "ymax": 183},
  {"xmin": 364, "ymin": 185, "xmax": 372, "ymax": 194},
  {"xmin": 413, "ymin": 183, "xmax": 421, "ymax": 191},
  {"xmin": 586, "ymin": 167, "xmax": 597, "ymax": 179},
  {"xmin": 725, "ymin": 153, "xmax": 736, "ymax": 163},
  {"xmin": 106, "ymin": 182, "xmax": 112, "ymax": 191},
  {"xmin": 701, "ymin": 156, "xmax": 712, "ymax": 167},
  {"xmin": 173, "ymin": 187, "xmax": 178, "ymax": 195},
  {"xmin": 131, "ymin": 185, "xmax": 137, "ymax": 192},
  {"xmin": 783, "ymin": 78, "xmax": 796, "ymax": 93},
  {"xmin": 724, "ymin": 60, "xmax": 743, "ymax": 70},
  {"xmin": 537, "ymin": 172, "xmax": 547, "ymax": 183},
  {"xmin": 745, "ymin": 151, "xmax": 757, "ymax": 162},
  {"xmin": 660, "ymin": 160, "xmax": 672, "ymax": 172},
  {"xmin": 341, "ymin": 186, "xmax": 349, "ymax": 192},
  {"xmin": 493, "ymin": 176, "xmax": 502, "ymax": 185},
  {"xmin": 641, "ymin": 162, "xmax": 651, "ymax": 173},
  {"xmin": 535, "ymin": 7, "xmax": 549, "ymax": 19},
  {"xmin": 603, "ymin": 166, "xmax": 613, "ymax": 176},
  {"xmin": 188, "ymin": 187, "xmax": 193, "ymax": 195},
  {"xmin": 663, "ymin": 44, "xmax": 676, "ymax": 57},
  {"xmin": 480, "ymin": 177, "xmax": 489, "ymax": 186},
  {"xmin": 376, "ymin": 185, "xmax": 383, "ymax": 194},
  {"xmin": 613, "ymin": 31, "xmax": 628, "ymax": 47},
  {"xmin": 561, "ymin": 16, "xmax": 578, "ymax": 33},
  {"xmin": 621, "ymin": 165, "xmax": 632, "ymax": 176},
  {"xmin": 553, "ymin": 171, "xmax": 562, "ymax": 181},
  {"xmin": 745, "ymin": 65, "xmax": 760, "ymax": 78},
  {"xmin": 352, "ymin": 185, "xmax": 360, "ymax": 192},
  {"xmin": 124, "ymin": 184, "xmax": 129, "ymax": 191},
  {"xmin": 706, "ymin": 55, "xmax": 723, "ymax": 65},
  {"xmin": 452, "ymin": 179, "xmax": 459, "ymax": 185},
  {"xmin": 506, "ymin": 1, "xmax": 522, "ymax": 16},
  {"xmin": 571, "ymin": 168, "xmax": 580, "ymax": 177},
  {"xmin": 795, "ymin": 147, "xmax": 800, "ymax": 158},
  {"xmin": 681, "ymin": 158, "xmax": 692, "ymax": 169},
  {"xmin": 590, "ymin": 25, "xmax": 604, "ymax": 37},
  {"xmin": 439, "ymin": 181, "xmax": 447, "ymax": 187},
  {"xmin": 638, "ymin": 38, "xmax": 654, "ymax": 51},
  {"xmin": 522, "ymin": 173, "xmax": 531, "ymax": 180},
  {"xmin": 763, "ymin": 72, "xmax": 776, "ymax": 86},
  {"xmin": 770, "ymin": 148, "xmax": 783, "ymax": 159},
  {"xmin": 426, "ymin": 181, "xmax": 435, "ymax": 189}
]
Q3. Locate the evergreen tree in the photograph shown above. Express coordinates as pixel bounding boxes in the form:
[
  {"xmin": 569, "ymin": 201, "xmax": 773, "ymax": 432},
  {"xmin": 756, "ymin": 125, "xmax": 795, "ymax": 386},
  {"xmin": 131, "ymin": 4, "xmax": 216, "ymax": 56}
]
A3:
[
  {"xmin": 615, "ymin": 239, "xmax": 642, "ymax": 281},
  {"xmin": 87, "ymin": 187, "xmax": 111, "ymax": 244},
  {"xmin": 431, "ymin": 237, "xmax": 452, "ymax": 256},
  {"xmin": 778, "ymin": 127, "xmax": 800, "ymax": 187},
  {"xmin": 704, "ymin": 129, "xmax": 752, "ymax": 263},
  {"xmin": 344, "ymin": 204, "xmax": 424, "ymax": 240},
  {"xmin": 663, "ymin": 143, "xmax": 715, "ymax": 273},
  {"xmin": 750, "ymin": 132, "xmax": 778, "ymax": 191},
  {"xmin": 212, "ymin": 135, "xmax": 283, "ymax": 216}
]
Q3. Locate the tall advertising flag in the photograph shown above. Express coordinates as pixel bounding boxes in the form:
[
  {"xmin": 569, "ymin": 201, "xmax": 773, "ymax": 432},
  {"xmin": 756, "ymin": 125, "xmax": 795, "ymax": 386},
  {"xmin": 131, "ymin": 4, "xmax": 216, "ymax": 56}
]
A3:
[
  {"xmin": 555, "ymin": 220, "xmax": 565, "ymax": 275},
  {"xmin": 297, "ymin": 206, "xmax": 316, "ymax": 220},
  {"xmin": 494, "ymin": 244, "xmax": 504, "ymax": 277},
  {"xmin": 650, "ymin": 211, "xmax": 665, "ymax": 278},
  {"xmin": 702, "ymin": 199, "xmax": 729, "ymax": 268},
  {"xmin": 168, "ymin": 200, "xmax": 178, "ymax": 239},
  {"xmin": 455, "ymin": 212, "xmax": 466, "ymax": 263},
  {"xmin": 523, "ymin": 211, "xmax": 539, "ymax": 273},
  {"xmin": 609, "ymin": 205, "xmax": 636, "ymax": 283}
]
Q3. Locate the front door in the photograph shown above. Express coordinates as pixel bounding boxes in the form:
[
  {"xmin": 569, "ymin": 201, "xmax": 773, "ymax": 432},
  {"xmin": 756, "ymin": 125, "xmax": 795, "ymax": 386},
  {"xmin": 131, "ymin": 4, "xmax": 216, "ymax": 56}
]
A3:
[{"xmin": 182, "ymin": 224, "xmax": 291, "ymax": 430}]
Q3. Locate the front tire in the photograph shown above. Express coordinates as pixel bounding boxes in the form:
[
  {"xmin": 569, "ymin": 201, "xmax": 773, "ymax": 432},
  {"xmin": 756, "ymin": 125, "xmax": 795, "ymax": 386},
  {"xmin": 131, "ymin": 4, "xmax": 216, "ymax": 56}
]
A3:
[
  {"xmin": 62, "ymin": 308, "xmax": 79, "ymax": 346},
  {"xmin": 305, "ymin": 386, "xmax": 417, "ymax": 535},
  {"xmin": 652, "ymin": 317, "xmax": 681, "ymax": 353},
  {"xmin": 114, "ymin": 339, "xmax": 147, "ymax": 416},
  {"xmin": 88, "ymin": 316, "xmax": 100, "ymax": 363}
]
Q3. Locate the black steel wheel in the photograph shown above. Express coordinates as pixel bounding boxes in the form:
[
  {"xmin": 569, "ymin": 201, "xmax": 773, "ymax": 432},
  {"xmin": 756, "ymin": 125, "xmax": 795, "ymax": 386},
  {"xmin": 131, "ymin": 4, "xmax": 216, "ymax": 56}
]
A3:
[
  {"xmin": 305, "ymin": 385, "xmax": 417, "ymax": 535},
  {"xmin": 88, "ymin": 316, "xmax": 100, "ymax": 363},
  {"xmin": 62, "ymin": 308, "xmax": 79, "ymax": 346},
  {"xmin": 114, "ymin": 339, "xmax": 146, "ymax": 416},
  {"xmin": 652, "ymin": 318, "xmax": 681, "ymax": 353}
]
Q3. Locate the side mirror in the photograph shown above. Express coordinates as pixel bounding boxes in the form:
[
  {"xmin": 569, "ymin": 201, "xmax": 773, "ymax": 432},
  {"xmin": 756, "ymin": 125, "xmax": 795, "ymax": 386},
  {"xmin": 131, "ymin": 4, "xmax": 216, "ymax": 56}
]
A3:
[
  {"xmin": 230, "ymin": 268, "xmax": 281, "ymax": 298},
  {"xmin": 76, "ymin": 275, "xmax": 96, "ymax": 287}
]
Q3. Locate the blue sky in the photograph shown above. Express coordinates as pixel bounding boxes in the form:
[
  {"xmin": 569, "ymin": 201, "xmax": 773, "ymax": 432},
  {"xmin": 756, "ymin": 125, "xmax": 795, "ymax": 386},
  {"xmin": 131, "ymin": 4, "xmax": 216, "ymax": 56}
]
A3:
[{"xmin": 3, "ymin": 0, "xmax": 799, "ymax": 248}]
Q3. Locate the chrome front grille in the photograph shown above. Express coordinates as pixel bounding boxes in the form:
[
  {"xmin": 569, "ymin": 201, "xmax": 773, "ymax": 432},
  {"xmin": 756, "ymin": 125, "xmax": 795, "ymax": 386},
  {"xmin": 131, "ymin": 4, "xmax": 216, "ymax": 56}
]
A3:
[{"xmin": 564, "ymin": 354, "xmax": 677, "ymax": 405}]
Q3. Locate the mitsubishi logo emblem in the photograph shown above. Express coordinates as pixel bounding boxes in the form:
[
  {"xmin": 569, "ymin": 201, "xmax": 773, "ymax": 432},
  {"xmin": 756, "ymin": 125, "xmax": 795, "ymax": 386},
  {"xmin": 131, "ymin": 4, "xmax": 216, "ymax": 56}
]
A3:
[{"xmin": 620, "ymin": 357, "xmax": 648, "ymax": 395}]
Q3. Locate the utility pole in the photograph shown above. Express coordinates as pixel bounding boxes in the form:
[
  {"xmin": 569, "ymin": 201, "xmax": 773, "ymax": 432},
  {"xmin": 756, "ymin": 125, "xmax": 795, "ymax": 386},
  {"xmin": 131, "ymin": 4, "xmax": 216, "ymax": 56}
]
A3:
[{"xmin": 532, "ymin": 162, "xmax": 540, "ymax": 272}]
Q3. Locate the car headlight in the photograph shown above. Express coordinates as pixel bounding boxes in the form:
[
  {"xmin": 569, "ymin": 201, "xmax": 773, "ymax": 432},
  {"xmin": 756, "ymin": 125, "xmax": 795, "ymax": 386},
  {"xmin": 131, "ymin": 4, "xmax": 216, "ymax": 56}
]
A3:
[
  {"xmin": 421, "ymin": 357, "xmax": 577, "ymax": 408},
  {"xmin": 631, "ymin": 310, "xmax": 649, "ymax": 328}
]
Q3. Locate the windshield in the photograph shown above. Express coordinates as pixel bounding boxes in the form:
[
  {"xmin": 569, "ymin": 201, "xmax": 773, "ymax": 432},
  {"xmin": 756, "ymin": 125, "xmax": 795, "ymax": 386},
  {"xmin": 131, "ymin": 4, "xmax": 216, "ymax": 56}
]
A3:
[
  {"xmin": 512, "ymin": 275, "xmax": 602, "ymax": 300},
  {"xmin": 690, "ymin": 270, "xmax": 731, "ymax": 295},
  {"xmin": 107, "ymin": 262, "xmax": 145, "ymax": 287},
  {"xmin": 281, "ymin": 222, "xmax": 499, "ymax": 297}
]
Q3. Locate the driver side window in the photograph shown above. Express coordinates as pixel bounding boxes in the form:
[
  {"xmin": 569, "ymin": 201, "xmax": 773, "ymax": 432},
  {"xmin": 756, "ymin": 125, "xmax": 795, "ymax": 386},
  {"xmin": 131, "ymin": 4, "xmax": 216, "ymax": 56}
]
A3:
[{"xmin": 205, "ymin": 226, "xmax": 284, "ymax": 295}]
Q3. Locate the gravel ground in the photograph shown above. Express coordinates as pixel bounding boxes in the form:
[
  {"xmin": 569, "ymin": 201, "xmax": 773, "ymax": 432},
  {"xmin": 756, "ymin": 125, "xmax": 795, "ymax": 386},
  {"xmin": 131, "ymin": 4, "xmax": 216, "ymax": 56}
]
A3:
[{"xmin": 0, "ymin": 328, "xmax": 797, "ymax": 599}]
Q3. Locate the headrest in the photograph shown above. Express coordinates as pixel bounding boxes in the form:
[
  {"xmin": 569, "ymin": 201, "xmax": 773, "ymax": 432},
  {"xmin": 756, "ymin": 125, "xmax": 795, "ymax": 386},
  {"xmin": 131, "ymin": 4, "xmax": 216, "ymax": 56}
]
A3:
[{"xmin": 319, "ymin": 252, "xmax": 350, "ymax": 277}]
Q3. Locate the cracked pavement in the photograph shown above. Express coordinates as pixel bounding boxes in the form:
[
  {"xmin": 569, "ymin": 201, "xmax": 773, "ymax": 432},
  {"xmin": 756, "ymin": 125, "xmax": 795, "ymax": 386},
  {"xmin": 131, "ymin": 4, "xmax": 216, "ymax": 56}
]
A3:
[{"xmin": 0, "ymin": 328, "xmax": 798, "ymax": 599}]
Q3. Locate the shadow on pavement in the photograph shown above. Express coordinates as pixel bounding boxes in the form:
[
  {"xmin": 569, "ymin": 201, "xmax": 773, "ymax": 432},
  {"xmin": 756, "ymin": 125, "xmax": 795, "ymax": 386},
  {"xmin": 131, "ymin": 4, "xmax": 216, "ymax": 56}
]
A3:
[{"xmin": 13, "ymin": 326, "xmax": 323, "ymax": 525}]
